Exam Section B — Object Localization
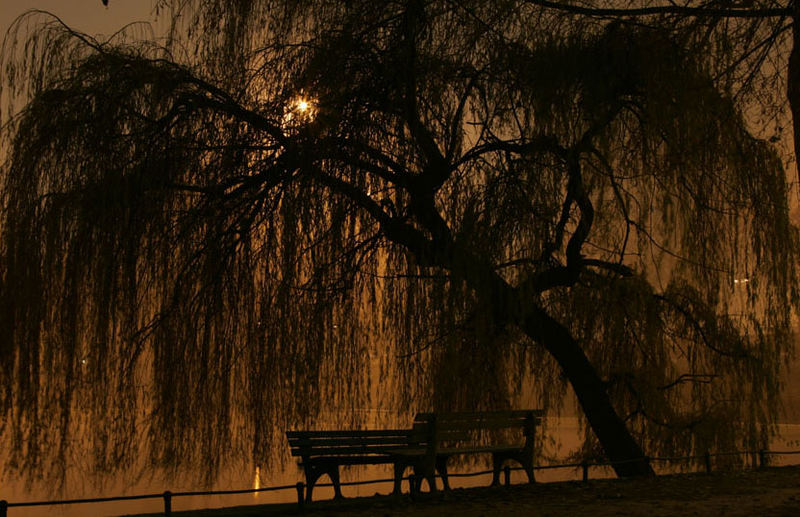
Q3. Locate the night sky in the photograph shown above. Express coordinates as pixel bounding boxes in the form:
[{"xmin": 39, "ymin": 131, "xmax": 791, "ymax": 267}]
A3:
[{"xmin": 1, "ymin": 1, "xmax": 155, "ymax": 43}]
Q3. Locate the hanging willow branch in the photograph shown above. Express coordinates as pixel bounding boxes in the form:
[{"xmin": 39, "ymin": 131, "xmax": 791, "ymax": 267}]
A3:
[{"xmin": 0, "ymin": 1, "xmax": 797, "ymax": 488}]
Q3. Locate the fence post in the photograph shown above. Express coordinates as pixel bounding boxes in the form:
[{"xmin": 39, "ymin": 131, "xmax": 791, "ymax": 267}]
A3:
[
  {"xmin": 704, "ymin": 451, "xmax": 711, "ymax": 474},
  {"xmin": 162, "ymin": 490, "xmax": 172, "ymax": 516},
  {"xmin": 1, "ymin": 499, "xmax": 7, "ymax": 517},
  {"xmin": 581, "ymin": 461, "xmax": 589, "ymax": 482},
  {"xmin": 295, "ymin": 482, "xmax": 304, "ymax": 508},
  {"xmin": 504, "ymin": 465, "xmax": 511, "ymax": 486},
  {"xmin": 759, "ymin": 449, "xmax": 767, "ymax": 468}
]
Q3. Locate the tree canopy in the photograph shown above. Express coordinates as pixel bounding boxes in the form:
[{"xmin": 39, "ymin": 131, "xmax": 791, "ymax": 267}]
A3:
[{"xmin": 0, "ymin": 0, "xmax": 797, "ymax": 488}]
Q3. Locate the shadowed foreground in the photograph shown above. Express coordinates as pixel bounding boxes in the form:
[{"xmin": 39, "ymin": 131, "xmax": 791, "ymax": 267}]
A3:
[{"xmin": 123, "ymin": 466, "xmax": 800, "ymax": 517}]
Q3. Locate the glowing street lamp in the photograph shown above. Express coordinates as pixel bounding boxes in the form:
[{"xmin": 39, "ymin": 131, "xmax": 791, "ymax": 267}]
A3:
[{"xmin": 283, "ymin": 95, "xmax": 317, "ymax": 126}]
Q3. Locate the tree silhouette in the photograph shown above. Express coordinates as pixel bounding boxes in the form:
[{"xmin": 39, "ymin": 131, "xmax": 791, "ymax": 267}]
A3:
[
  {"xmin": 0, "ymin": 1, "xmax": 796, "ymax": 486},
  {"xmin": 523, "ymin": 1, "xmax": 797, "ymax": 185}
]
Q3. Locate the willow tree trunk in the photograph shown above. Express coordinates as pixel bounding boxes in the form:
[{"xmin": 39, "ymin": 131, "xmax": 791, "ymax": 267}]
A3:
[
  {"xmin": 465, "ymin": 263, "xmax": 655, "ymax": 478},
  {"xmin": 519, "ymin": 306, "xmax": 654, "ymax": 478},
  {"xmin": 789, "ymin": 6, "xmax": 800, "ymax": 189}
]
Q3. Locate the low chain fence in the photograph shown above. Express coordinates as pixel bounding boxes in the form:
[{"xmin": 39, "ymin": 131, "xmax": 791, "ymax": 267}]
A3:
[{"xmin": 2, "ymin": 448, "xmax": 799, "ymax": 516}]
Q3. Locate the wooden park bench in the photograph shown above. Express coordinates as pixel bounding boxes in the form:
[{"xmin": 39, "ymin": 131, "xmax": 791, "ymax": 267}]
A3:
[
  {"xmin": 395, "ymin": 410, "xmax": 544, "ymax": 493},
  {"xmin": 286, "ymin": 428, "xmax": 416, "ymax": 501},
  {"xmin": 286, "ymin": 409, "xmax": 544, "ymax": 500}
]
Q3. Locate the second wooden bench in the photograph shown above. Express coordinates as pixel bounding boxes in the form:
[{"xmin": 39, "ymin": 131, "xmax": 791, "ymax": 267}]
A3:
[{"xmin": 393, "ymin": 410, "xmax": 544, "ymax": 493}]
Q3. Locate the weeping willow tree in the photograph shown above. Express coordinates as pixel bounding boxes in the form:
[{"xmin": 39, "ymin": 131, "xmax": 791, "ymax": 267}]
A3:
[{"xmin": 0, "ymin": 0, "xmax": 797, "ymax": 487}]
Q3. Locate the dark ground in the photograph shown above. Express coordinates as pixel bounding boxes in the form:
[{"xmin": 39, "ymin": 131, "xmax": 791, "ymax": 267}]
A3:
[{"xmin": 125, "ymin": 465, "xmax": 800, "ymax": 517}]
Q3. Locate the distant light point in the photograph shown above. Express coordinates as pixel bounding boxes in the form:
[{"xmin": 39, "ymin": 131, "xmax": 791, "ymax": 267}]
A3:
[{"xmin": 282, "ymin": 95, "xmax": 317, "ymax": 127}]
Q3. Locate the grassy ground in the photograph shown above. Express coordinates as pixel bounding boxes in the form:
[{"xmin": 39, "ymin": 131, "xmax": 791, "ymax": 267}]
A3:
[{"xmin": 122, "ymin": 465, "xmax": 800, "ymax": 517}]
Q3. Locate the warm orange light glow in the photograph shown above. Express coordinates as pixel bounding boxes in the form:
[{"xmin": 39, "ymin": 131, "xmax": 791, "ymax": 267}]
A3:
[
  {"xmin": 283, "ymin": 95, "xmax": 317, "ymax": 127},
  {"xmin": 253, "ymin": 466, "xmax": 260, "ymax": 497}
]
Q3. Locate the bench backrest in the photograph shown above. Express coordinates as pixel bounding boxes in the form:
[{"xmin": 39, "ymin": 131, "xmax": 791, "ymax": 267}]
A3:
[
  {"xmin": 286, "ymin": 429, "xmax": 417, "ymax": 459},
  {"xmin": 287, "ymin": 410, "xmax": 544, "ymax": 460},
  {"xmin": 412, "ymin": 409, "xmax": 544, "ymax": 450}
]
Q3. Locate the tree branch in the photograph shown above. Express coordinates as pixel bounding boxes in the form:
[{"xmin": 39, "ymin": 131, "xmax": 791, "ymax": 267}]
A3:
[
  {"xmin": 653, "ymin": 293, "xmax": 752, "ymax": 359},
  {"xmin": 523, "ymin": 1, "xmax": 791, "ymax": 19},
  {"xmin": 583, "ymin": 259, "xmax": 634, "ymax": 277},
  {"xmin": 456, "ymin": 135, "xmax": 567, "ymax": 168},
  {"xmin": 658, "ymin": 373, "xmax": 717, "ymax": 391}
]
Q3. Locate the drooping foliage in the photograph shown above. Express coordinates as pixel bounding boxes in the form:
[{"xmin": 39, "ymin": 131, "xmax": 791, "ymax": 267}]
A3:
[{"xmin": 0, "ymin": 1, "xmax": 797, "ymax": 488}]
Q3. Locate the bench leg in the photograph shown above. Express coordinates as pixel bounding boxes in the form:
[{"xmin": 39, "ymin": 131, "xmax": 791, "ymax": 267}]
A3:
[
  {"xmin": 520, "ymin": 454, "xmax": 535, "ymax": 484},
  {"xmin": 304, "ymin": 465, "xmax": 321, "ymax": 502},
  {"xmin": 491, "ymin": 451, "xmax": 536, "ymax": 486},
  {"xmin": 436, "ymin": 456, "xmax": 451, "ymax": 490},
  {"xmin": 304, "ymin": 463, "xmax": 343, "ymax": 502},
  {"xmin": 514, "ymin": 450, "xmax": 536, "ymax": 484},
  {"xmin": 412, "ymin": 464, "xmax": 437, "ymax": 494},
  {"xmin": 491, "ymin": 453, "xmax": 505, "ymax": 487},
  {"xmin": 330, "ymin": 465, "xmax": 343, "ymax": 500},
  {"xmin": 424, "ymin": 471, "xmax": 437, "ymax": 493},
  {"xmin": 393, "ymin": 462, "xmax": 408, "ymax": 495}
]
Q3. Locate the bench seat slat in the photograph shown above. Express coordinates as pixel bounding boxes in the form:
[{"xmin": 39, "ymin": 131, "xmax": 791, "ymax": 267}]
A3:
[
  {"xmin": 437, "ymin": 445, "xmax": 522, "ymax": 455},
  {"xmin": 289, "ymin": 436, "xmax": 416, "ymax": 447},
  {"xmin": 287, "ymin": 429, "xmax": 412, "ymax": 438},
  {"xmin": 298, "ymin": 455, "xmax": 401, "ymax": 466},
  {"xmin": 290, "ymin": 444, "xmax": 417, "ymax": 456},
  {"xmin": 388, "ymin": 445, "xmax": 522, "ymax": 457}
]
